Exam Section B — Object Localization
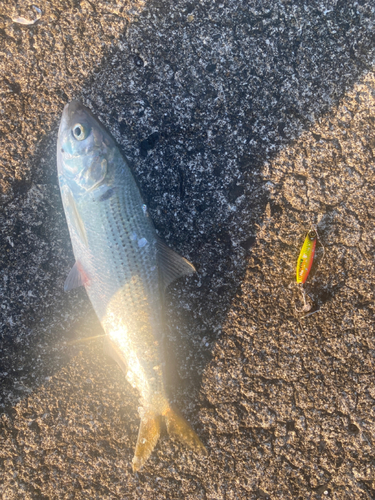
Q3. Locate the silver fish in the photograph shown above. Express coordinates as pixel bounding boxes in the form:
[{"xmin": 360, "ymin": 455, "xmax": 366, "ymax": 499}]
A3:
[{"xmin": 57, "ymin": 100, "xmax": 207, "ymax": 471}]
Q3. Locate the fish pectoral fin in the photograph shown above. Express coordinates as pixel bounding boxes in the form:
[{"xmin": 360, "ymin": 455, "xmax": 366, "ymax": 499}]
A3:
[
  {"xmin": 67, "ymin": 334, "xmax": 106, "ymax": 346},
  {"xmin": 164, "ymin": 406, "xmax": 207, "ymax": 457},
  {"xmin": 64, "ymin": 261, "xmax": 89, "ymax": 291},
  {"xmin": 156, "ymin": 236, "xmax": 196, "ymax": 291},
  {"xmin": 132, "ymin": 412, "xmax": 162, "ymax": 472}
]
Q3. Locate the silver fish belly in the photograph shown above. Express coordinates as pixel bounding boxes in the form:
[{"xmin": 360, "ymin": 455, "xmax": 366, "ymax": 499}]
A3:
[{"xmin": 57, "ymin": 100, "xmax": 206, "ymax": 471}]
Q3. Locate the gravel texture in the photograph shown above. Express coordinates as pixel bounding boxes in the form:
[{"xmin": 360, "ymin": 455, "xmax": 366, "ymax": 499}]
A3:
[{"xmin": 1, "ymin": 0, "xmax": 375, "ymax": 498}]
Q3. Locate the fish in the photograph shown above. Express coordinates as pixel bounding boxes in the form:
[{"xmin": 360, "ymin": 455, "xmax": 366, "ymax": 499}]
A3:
[{"xmin": 57, "ymin": 100, "xmax": 207, "ymax": 471}]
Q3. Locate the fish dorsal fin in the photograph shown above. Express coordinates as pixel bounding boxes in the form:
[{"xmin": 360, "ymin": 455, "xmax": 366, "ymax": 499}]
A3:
[
  {"xmin": 64, "ymin": 261, "xmax": 88, "ymax": 291},
  {"xmin": 156, "ymin": 236, "xmax": 196, "ymax": 291}
]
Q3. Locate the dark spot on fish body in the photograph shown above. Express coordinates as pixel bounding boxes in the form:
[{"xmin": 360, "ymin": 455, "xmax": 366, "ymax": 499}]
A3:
[{"xmin": 97, "ymin": 187, "xmax": 116, "ymax": 202}]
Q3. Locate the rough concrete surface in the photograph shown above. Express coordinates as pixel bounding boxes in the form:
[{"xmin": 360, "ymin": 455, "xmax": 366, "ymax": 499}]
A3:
[{"xmin": 1, "ymin": 0, "xmax": 375, "ymax": 498}]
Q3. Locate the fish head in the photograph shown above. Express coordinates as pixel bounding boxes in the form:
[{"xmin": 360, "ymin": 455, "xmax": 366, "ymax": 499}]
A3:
[{"xmin": 57, "ymin": 100, "xmax": 116, "ymax": 200}]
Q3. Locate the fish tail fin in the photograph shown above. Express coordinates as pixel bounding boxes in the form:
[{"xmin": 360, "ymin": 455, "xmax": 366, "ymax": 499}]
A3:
[
  {"xmin": 164, "ymin": 406, "xmax": 208, "ymax": 457},
  {"xmin": 132, "ymin": 412, "xmax": 162, "ymax": 472},
  {"xmin": 132, "ymin": 406, "xmax": 207, "ymax": 472}
]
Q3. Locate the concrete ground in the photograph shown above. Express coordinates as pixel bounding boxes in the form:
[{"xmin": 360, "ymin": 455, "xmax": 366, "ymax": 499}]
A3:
[{"xmin": 1, "ymin": 0, "xmax": 375, "ymax": 498}]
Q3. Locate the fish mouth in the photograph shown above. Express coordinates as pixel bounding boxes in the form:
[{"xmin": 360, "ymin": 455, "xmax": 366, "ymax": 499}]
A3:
[
  {"xmin": 57, "ymin": 101, "xmax": 85, "ymax": 151},
  {"xmin": 61, "ymin": 100, "xmax": 90, "ymax": 132}
]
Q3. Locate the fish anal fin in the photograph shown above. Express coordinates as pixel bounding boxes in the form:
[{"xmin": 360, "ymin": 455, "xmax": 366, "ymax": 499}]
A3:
[
  {"xmin": 103, "ymin": 337, "xmax": 128, "ymax": 376},
  {"xmin": 132, "ymin": 412, "xmax": 162, "ymax": 472},
  {"xmin": 156, "ymin": 237, "xmax": 196, "ymax": 291},
  {"xmin": 64, "ymin": 261, "xmax": 89, "ymax": 291},
  {"xmin": 164, "ymin": 406, "xmax": 207, "ymax": 456}
]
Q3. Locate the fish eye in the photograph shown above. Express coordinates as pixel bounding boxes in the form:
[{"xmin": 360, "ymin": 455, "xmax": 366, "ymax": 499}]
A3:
[{"xmin": 72, "ymin": 123, "xmax": 89, "ymax": 141}]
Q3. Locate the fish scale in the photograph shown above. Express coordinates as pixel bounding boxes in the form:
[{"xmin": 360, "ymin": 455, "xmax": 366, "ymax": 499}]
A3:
[
  {"xmin": 57, "ymin": 100, "xmax": 207, "ymax": 471},
  {"xmin": 86, "ymin": 187, "xmax": 162, "ymax": 385}
]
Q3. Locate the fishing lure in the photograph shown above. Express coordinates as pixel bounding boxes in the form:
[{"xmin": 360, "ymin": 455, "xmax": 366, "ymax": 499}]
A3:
[
  {"xmin": 296, "ymin": 229, "xmax": 317, "ymax": 284},
  {"xmin": 295, "ymin": 228, "xmax": 321, "ymax": 315}
]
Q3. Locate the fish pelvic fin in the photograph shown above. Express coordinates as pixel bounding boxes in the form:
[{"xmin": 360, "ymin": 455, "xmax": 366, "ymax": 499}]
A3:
[
  {"xmin": 164, "ymin": 406, "xmax": 207, "ymax": 457},
  {"xmin": 132, "ymin": 412, "xmax": 162, "ymax": 472},
  {"xmin": 132, "ymin": 406, "xmax": 207, "ymax": 472}
]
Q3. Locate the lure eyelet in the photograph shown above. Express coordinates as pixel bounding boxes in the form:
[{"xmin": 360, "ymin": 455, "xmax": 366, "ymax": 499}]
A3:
[
  {"xmin": 307, "ymin": 230, "xmax": 317, "ymax": 241},
  {"xmin": 72, "ymin": 123, "xmax": 89, "ymax": 141}
]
